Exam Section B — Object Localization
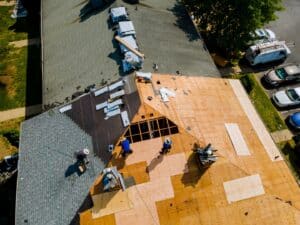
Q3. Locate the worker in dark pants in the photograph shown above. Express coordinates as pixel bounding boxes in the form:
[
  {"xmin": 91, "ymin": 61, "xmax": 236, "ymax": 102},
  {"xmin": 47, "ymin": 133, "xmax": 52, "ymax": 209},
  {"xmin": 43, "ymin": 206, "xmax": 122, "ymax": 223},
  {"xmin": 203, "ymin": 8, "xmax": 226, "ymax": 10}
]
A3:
[
  {"xmin": 160, "ymin": 137, "xmax": 172, "ymax": 155},
  {"xmin": 121, "ymin": 137, "xmax": 133, "ymax": 157}
]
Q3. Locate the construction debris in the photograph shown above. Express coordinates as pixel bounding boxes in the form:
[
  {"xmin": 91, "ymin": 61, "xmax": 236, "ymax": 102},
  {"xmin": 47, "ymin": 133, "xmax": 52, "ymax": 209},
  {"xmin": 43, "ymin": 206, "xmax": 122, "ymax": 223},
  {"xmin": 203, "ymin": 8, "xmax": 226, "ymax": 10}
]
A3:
[
  {"xmin": 136, "ymin": 72, "xmax": 152, "ymax": 82},
  {"xmin": 159, "ymin": 87, "xmax": 176, "ymax": 102}
]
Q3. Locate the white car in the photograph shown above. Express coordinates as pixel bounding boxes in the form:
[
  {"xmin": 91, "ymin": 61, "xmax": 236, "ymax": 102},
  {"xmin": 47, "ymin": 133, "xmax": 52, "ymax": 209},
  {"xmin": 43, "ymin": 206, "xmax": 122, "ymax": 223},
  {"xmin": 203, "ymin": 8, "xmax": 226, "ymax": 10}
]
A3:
[
  {"xmin": 254, "ymin": 28, "xmax": 276, "ymax": 41},
  {"xmin": 272, "ymin": 87, "xmax": 300, "ymax": 108}
]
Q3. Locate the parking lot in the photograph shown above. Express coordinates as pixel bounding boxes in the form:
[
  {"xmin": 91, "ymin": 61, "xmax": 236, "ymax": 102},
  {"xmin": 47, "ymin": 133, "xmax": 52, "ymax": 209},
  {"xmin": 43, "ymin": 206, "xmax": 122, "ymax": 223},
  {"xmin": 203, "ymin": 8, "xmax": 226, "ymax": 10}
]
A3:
[{"xmin": 254, "ymin": 0, "xmax": 300, "ymax": 126}]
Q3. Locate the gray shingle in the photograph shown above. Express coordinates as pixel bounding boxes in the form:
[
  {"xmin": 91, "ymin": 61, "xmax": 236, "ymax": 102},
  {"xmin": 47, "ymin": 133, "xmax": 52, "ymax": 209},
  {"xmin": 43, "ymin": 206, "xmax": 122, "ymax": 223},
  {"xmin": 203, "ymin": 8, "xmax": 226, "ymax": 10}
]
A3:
[
  {"xmin": 15, "ymin": 110, "xmax": 105, "ymax": 225},
  {"xmin": 42, "ymin": 0, "xmax": 219, "ymax": 106}
]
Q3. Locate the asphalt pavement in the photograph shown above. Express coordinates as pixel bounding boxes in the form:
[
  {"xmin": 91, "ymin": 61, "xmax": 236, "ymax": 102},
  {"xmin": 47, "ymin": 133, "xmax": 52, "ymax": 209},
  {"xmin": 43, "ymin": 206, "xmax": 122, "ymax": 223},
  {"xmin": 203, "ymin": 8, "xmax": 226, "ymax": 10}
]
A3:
[
  {"xmin": 257, "ymin": 0, "xmax": 300, "ymax": 121},
  {"xmin": 268, "ymin": 0, "xmax": 300, "ymax": 64}
]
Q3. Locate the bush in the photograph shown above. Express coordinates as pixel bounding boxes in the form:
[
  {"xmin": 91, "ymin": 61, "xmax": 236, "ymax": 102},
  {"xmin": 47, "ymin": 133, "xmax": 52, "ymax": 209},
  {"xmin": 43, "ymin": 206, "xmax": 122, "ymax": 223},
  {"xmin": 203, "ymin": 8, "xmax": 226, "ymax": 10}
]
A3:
[
  {"xmin": 1, "ymin": 130, "xmax": 19, "ymax": 147},
  {"xmin": 240, "ymin": 75, "xmax": 255, "ymax": 93}
]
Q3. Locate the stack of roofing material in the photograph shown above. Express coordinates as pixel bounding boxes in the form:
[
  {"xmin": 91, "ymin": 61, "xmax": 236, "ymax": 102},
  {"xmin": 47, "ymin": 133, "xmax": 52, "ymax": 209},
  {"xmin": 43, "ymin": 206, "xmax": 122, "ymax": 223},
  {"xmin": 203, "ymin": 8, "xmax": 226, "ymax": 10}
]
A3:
[
  {"xmin": 93, "ymin": 80, "xmax": 130, "ymax": 126},
  {"xmin": 113, "ymin": 17, "xmax": 143, "ymax": 72},
  {"xmin": 122, "ymin": 51, "xmax": 143, "ymax": 72},
  {"xmin": 110, "ymin": 7, "xmax": 129, "ymax": 24},
  {"xmin": 118, "ymin": 21, "xmax": 136, "ymax": 37},
  {"xmin": 119, "ymin": 36, "xmax": 138, "ymax": 53}
]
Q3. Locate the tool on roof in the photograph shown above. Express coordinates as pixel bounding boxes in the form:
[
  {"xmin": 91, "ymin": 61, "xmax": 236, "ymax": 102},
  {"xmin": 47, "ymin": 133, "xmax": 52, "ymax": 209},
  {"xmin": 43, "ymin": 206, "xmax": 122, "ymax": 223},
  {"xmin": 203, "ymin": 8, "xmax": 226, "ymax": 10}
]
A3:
[
  {"xmin": 102, "ymin": 167, "xmax": 126, "ymax": 191},
  {"xmin": 195, "ymin": 143, "xmax": 217, "ymax": 167},
  {"xmin": 75, "ymin": 148, "xmax": 90, "ymax": 173}
]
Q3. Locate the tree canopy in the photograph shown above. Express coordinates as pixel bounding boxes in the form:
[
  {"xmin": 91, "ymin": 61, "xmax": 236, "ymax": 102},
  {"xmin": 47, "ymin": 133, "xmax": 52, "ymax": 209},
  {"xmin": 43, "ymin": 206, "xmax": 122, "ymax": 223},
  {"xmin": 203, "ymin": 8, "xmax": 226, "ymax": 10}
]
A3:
[{"xmin": 182, "ymin": 0, "xmax": 283, "ymax": 55}]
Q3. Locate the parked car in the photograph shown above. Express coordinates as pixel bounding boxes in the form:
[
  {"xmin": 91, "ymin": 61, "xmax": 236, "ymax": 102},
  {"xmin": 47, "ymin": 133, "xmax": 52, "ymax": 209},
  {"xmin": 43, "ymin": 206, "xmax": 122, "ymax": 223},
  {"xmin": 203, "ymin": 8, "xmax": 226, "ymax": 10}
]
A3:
[
  {"xmin": 263, "ymin": 64, "xmax": 300, "ymax": 87},
  {"xmin": 272, "ymin": 87, "xmax": 300, "ymax": 108},
  {"xmin": 248, "ymin": 28, "xmax": 276, "ymax": 46},
  {"xmin": 245, "ymin": 40, "xmax": 291, "ymax": 66},
  {"xmin": 288, "ymin": 112, "xmax": 300, "ymax": 130},
  {"xmin": 252, "ymin": 28, "xmax": 276, "ymax": 41}
]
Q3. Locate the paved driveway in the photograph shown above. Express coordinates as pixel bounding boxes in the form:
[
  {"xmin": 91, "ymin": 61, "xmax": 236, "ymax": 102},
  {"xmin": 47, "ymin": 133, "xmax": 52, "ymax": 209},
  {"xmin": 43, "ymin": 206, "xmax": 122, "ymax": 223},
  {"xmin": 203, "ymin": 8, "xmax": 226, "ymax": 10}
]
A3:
[
  {"xmin": 268, "ymin": 0, "xmax": 300, "ymax": 64},
  {"xmin": 258, "ymin": 0, "xmax": 300, "ymax": 121}
]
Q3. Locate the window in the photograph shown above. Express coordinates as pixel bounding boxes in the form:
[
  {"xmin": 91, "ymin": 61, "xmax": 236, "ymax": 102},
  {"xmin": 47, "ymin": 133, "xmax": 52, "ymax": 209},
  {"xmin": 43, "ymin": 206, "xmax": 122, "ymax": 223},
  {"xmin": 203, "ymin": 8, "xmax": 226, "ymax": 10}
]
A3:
[
  {"xmin": 123, "ymin": 117, "xmax": 179, "ymax": 143},
  {"xmin": 275, "ymin": 68, "xmax": 288, "ymax": 79}
]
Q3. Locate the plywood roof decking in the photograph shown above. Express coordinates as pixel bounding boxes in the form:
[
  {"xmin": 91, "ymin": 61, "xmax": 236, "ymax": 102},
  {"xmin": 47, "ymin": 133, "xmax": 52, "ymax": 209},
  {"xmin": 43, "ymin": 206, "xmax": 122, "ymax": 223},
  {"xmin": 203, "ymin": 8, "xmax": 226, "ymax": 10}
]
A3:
[
  {"xmin": 225, "ymin": 123, "xmax": 251, "ymax": 156},
  {"xmin": 223, "ymin": 174, "xmax": 265, "ymax": 203},
  {"xmin": 229, "ymin": 79, "xmax": 283, "ymax": 161},
  {"xmin": 92, "ymin": 190, "xmax": 133, "ymax": 219},
  {"xmin": 81, "ymin": 74, "xmax": 300, "ymax": 225},
  {"xmin": 65, "ymin": 79, "xmax": 141, "ymax": 162}
]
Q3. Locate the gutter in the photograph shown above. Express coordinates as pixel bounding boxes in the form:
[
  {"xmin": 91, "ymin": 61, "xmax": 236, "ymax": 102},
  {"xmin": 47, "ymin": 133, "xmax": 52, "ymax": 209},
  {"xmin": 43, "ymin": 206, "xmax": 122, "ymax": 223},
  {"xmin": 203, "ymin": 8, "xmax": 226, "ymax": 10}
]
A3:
[{"xmin": 40, "ymin": 0, "xmax": 44, "ymax": 110}]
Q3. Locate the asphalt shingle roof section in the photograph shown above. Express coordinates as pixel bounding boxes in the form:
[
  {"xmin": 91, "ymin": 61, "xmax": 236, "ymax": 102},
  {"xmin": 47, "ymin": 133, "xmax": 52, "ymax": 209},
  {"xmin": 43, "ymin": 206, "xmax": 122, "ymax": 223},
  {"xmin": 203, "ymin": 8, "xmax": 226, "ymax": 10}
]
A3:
[
  {"xmin": 42, "ymin": 0, "xmax": 219, "ymax": 106},
  {"xmin": 15, "ymin": 76, "xmax": 141, "ymax": 225},
  {"xmin": 15, "ymin": 110, "xmax": 105, "ymax": 225},
  {"xmin": 64, "ymin": 78, "xmax": 141, "ymax": 161}
]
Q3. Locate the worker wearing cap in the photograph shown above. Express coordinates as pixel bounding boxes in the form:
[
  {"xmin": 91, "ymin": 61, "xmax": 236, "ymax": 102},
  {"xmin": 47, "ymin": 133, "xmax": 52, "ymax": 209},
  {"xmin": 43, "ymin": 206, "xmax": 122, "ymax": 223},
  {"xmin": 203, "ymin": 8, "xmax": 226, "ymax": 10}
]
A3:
[
  {"xmin": 121, "ymin": 137, "xmax": 132, "ymax": 157},
  {"xmin": 160, "ymin": 137, "xmax": 172, "ymax": 154}
]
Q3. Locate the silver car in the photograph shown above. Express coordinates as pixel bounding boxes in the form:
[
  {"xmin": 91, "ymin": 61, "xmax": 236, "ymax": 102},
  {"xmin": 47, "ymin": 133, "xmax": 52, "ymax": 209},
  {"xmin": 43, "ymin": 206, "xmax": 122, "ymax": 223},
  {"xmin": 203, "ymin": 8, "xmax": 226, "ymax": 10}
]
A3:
[
  {"xmin": 263, "ymin": 64, "xmax": 300, "ymax": 87},
  {"xmin": 272, "ymin": 87, "xmax": 300, "ymax": 108}
]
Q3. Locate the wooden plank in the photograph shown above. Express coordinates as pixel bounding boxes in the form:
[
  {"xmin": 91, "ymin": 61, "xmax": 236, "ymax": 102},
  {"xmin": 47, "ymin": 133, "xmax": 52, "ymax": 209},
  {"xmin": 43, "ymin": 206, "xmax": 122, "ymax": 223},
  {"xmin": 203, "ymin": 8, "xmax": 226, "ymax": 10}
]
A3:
[
  {"xmin": 225, "ymin": 123, "xmax": 251, "ymax": 156},
  {"xmin": 92, "ymin": 190, "xmax": 133, "ymax": 219},
  {"xmin": 229, "ymin": 79, "xmax": 283, "ymax": 161},
  {"xmin": 223, "ymin": 174, "xmax": 265, "ymax": 203},
  {"xmin": 115, "ymin": 35, "xmax": 145, "ymax": 58}
]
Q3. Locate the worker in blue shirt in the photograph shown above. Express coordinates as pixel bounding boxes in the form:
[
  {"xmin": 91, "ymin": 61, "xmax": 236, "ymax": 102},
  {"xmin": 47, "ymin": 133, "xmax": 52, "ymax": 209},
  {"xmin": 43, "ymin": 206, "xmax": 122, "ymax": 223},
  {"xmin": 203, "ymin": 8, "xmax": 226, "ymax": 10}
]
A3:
[
  {"xmin": 160, "ymin": 137, "xmax": 172, "ymax": 154},
  {"xmin": 121, "ymin": 137, "xmax": 133, "ymax": 157}
]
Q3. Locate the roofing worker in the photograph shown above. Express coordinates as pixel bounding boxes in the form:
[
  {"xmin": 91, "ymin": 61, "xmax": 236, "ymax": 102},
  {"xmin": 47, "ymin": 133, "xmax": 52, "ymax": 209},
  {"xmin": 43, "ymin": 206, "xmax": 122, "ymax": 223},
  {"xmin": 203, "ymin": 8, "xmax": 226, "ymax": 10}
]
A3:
[
  {"xmin": 160, "ymin": 137, "xmax": 172, "ymax": 154},
  {"xmin": 121, "ymin": 137, "xmax": 132, "ymax": 157}
]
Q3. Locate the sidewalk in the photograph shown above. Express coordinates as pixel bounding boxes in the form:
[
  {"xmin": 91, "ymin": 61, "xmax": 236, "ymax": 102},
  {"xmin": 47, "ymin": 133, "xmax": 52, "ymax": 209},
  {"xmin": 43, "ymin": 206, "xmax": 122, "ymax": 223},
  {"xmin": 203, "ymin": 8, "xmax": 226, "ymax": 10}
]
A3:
[
  {"xmin": 9, "ymin": 38, "xmax": 40, "ymax": 48},
  {"xmin": 271, "ymin": 129, "xmax": 294, "ymax": 143},
  {"xmin": 229, "ymin": 79, "xmax": 283, "ymax": 161},
  {"xmin": 0, "ymin": 1, "xmax": 15, "ymax": 6},
  {"xmin": 0, "ymin": 105, "xmax": 42, "ymax": 122}
]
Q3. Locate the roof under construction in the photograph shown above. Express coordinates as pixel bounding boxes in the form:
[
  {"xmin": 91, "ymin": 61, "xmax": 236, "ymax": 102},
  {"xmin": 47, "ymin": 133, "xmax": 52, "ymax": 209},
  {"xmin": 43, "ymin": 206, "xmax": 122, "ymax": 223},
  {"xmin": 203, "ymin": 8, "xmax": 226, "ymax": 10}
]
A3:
[
  {"xmin": 15, "ymin": 76, "xmax": 141, "ymax": 225},
  {"xmin": 79, "ymin": 74, "xmax": 300, "ymax": 225},
  {"xmin": 41, "ymin": 0, "xmax": 219, "ymax": 107}
]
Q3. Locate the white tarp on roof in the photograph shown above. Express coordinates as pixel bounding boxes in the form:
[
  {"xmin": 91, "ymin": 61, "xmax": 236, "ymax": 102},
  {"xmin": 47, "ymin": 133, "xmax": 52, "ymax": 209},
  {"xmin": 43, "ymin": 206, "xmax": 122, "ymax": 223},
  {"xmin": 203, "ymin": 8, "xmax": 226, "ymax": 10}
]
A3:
[
  {"xmin": 119, "ymin": 35, "xmax": 138, "ymax": 53},
  {"xmin": 160, "ymin": 87, "xmax": 176, "ymax": 102},
  {"xmin": 118, "ymin": 21, "xmax": 135, "ymax": 36}
]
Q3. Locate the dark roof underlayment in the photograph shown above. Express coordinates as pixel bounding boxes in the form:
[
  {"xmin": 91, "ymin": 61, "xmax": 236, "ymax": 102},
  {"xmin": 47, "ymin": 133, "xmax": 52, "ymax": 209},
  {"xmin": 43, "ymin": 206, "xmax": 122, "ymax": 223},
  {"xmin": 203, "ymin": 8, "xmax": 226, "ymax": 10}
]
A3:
[
  {"xmin": 42, "ymin": 0, "xmax": 220, "ymax": 106},
  {"xmin": 15, "ymin": 76, "xmax": 141, "ymax": 225}
]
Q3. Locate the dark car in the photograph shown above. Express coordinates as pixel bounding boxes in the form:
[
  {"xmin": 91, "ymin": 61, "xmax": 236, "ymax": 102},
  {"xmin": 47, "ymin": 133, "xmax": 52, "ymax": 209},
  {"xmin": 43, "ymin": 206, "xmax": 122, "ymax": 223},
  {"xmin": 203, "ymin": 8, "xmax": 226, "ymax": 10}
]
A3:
[
  {"xmin": 263, "ymin": 64, "xmax": 300, "ymax": 87},
  {"xmin": 288, "ymin": 112, "xmax": 300, "ymax": 130}
]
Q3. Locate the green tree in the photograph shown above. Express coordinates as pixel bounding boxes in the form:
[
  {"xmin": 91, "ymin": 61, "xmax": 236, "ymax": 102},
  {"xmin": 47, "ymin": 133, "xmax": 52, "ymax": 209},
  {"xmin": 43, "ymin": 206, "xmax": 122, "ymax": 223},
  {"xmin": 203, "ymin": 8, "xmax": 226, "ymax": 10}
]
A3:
[{"xmin": 182, "ymin": 0, "xmax": 283, "ymax": 56}]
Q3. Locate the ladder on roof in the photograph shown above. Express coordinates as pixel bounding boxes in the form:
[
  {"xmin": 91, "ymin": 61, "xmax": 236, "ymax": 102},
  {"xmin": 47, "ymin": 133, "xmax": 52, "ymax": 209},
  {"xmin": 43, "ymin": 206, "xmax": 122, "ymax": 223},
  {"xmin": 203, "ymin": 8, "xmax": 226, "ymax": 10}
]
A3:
[{"xmin": 255, "ymin": 41, "xmax": 285, "ymax": 51}]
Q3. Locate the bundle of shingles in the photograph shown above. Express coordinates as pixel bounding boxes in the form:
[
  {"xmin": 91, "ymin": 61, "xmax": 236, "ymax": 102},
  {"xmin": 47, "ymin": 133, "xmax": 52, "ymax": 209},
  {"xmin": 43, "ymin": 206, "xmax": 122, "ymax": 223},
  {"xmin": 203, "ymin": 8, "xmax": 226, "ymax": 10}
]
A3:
[
  {"xmin": 94, "ymin": 80, "xmax": 130, "ymax": 127},
  {"xmin": 110, "ymin": 7, "xmax": 144, "ymax": 72}
]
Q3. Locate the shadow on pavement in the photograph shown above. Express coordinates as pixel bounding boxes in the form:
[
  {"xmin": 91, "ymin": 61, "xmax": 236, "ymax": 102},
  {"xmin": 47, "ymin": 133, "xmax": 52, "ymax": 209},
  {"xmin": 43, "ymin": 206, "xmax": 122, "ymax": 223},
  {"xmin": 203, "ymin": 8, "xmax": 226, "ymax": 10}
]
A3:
[{"xmin": 9, "ymin": 0, "xmax": 42, "ymax": 119}]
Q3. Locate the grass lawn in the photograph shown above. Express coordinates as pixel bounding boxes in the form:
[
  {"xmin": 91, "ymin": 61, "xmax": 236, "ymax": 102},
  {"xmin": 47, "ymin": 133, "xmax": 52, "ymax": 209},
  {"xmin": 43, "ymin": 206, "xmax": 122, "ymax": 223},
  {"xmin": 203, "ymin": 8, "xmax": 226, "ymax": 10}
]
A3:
[
  {"xmin": 0, "ymin": 117, "xmax": 23, "ymax": 161},
  {"xmin": 236, "ymin": 73, "xmax": 287, "ymax": 132},
  {"xmin": 277, "ymin": 140, "xmax": 300, "ymax": 182},
  {"xmin": 0, "ymin": 5, "xmax": 41, "ymax": 111}
]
